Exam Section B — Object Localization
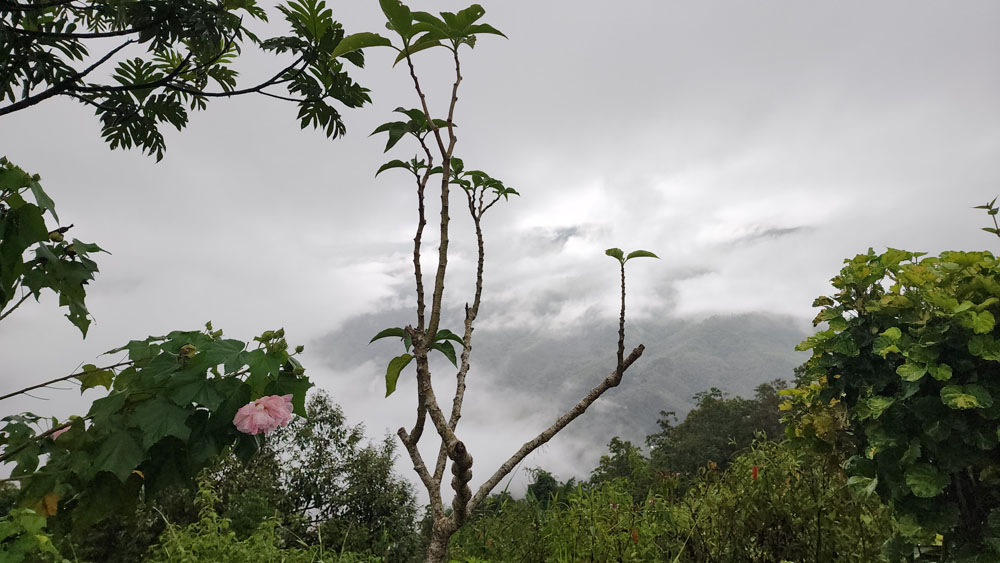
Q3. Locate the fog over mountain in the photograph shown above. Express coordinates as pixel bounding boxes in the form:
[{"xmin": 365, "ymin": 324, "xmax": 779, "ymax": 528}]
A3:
[{"xmin": 314, "ymin": 310, "xmax": 809, "ymax": 483}]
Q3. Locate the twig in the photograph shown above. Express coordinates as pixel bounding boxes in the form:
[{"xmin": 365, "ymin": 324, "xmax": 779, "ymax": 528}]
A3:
[
  {"xmin": 0, "ymin": 292, "xmax": 31, "ymax": 322},
  {"xmin": 468, "ymin": 345, "xmax": 645, "ymax": 513},
  {"xmin": 0, "ymin": 361, "xmax": 131, "ymax": 401}
]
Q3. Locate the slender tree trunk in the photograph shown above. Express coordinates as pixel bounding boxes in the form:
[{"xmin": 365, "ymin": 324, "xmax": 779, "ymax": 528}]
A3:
[{"xmin": 426, "ymin": 521, "xmax": 454, "ymax": 563}]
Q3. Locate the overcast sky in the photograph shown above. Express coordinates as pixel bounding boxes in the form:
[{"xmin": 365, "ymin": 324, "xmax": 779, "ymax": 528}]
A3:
[{"xmin": 1, "ymin": 0, "xmax": 998, "ymax": 493}]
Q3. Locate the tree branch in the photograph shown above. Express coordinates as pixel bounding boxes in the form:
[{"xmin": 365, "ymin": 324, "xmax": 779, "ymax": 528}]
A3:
[
  {"xmin": 0, "ymin": 39, "xmax": 134, "ymax": 117},
  {"xmin": 0, "ymin": 0, "xmax": 78, "ymax": 10},
  {"xmin": 11, "ymin": 17, "xmax": 160, "ymax": 39},
  {"xmin": 0, "ymin": 361, "xmax": 131, "ymax": 402},
  {"xmin": 468, "ymin": 344, "xmax": 645, "ymax": 514},
  {"xmin": 0, "ymin": 292, "xmax": 31, "ymax": 323}
]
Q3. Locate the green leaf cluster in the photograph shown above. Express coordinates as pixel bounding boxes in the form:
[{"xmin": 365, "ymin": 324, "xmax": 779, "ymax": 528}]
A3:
[
  {"xmin": 787, "ymin": 248, "xmax": 1000, "ymax": 555},
  {"xmin": 1, "ymin": 323, "xmax": 312, "ymax": 533},
  {"xmin": 0, "ymin": 158, "xmax": 104, "ymax": 335},
  {"xmin": 331, "ymin": 1, "xmax": 505, "ymax": 63},
  {"xmin": 2, "ymin": 0, "xmax": 369, "ymax": 160},
  {"xmin": 371, "ymin": 327, "xmax": 465, "ymax": 396}
]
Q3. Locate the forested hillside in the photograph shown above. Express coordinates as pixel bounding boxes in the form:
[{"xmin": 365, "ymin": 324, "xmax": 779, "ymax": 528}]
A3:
[{"xmin": 319, "ymin": 311, "xmax": 808, "ymax": 454}]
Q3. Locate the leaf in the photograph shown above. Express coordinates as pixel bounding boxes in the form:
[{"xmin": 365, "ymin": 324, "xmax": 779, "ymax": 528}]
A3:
[
  {"xmin": 605, "ymin": 248, "xmax": 624, "ymax": 263},
  {"xmin": 941, "ymin": 385, "xmax": 990, "ymax": 409},
  {"xmin": 379, "ymin": 0, "xmax": 412, "ymax": 37},
  {"xmin": 625, "ymin": 250, "xmax": 659, "ymax": 262},
  {"xmin": 434, "ymin": 328, "xmax": 465, "ymax": 347},
  {"xmin": 466, "ymin": 23, "xmax": 506, "ymax": 38},
  {"xmin": 27, "ymin": 180, "xmax": 58, "ymax": 223},
  {"xmin": 905, "ymin": 464, "xmax": 949, "ymax": 498},
  {"xmin": 866, "ymin": 395, "xmax": 895, "ymax": 419},
  {"xmin": 393, "ymin": 37, "xmax": 443, "ymax": 65},
  {"xmin": 128, "ymin": 397, "xmax": 192, "ymax": 450},
  {"xmin": 881, "ymin": 327, "xmax": 902, "ymax": 340},
  {"xmin": 376, "ymin": 159, "xmax": 410, "ymax": 176},
  {"xmin": 268, "ymin": 373, "xmax": 313, "ymax": 416},
  {"xmin": 432, "ymin": 341, "xmax": 458, "ymax": 367},
  {"xmin": 330, "ymin": 32, "xmax": 393, "ymax": 60},
  {"xmin": 77, "ymin": 364, "xmax": 114, "ymax": 392},
  {"xmin": 370, "ymin": 327, "xmax": 406, "ymax": 343},
  {"xmin": 928, "ymin": 363, "xmax": 953, "ymax": 381},
  {"xmin": 974, "ymin": 311, "xmax": 996, "ymax": 334},
  {"xmin": 91, "ymin": 429, "xmax": 145, "ymax": 482},
  {"xmin": 245, "ymin": 349, "xmax": 281, "ymax": 396},
  {"xmin": 896, "ymin": 362, "xmax": 927, "ymax": 382},
  {"xmin": 166, "ymin": 371, "xmax": 224, "ymax": 410},
  {"xmin": 384, "ymin": 354, "xmax": 413, "ymax": 397}
]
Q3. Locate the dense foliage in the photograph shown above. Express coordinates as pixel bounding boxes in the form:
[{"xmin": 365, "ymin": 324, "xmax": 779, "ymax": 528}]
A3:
[
  {"xmin": 788, "ymin": 248, "xmax": 1000, "ymax": 559},
  {"xmin": 647, "ymin": 380, "xmax": 786, "ymax": 475},
  {"xmin": 1, "ymin": 0, "xmax": 369, "ymax": 159},
  {"xmin": 450, "ymin": 439, "xmax": 891, "ymax": 562}
]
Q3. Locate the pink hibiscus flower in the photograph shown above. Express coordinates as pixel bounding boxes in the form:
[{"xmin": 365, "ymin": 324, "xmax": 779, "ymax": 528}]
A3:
[{"xmin": 233, "ymin": 394, "xmax": 294, "ymax": 435}]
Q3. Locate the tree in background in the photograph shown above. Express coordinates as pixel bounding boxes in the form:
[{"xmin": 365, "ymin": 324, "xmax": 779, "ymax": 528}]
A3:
[
  {"xmin": 590, "ymin": 437, "xmax": 654, "ymax": 504},
  {"xmin": 646, "ymin": 380, "xmax": 786, "ymax": 475}
]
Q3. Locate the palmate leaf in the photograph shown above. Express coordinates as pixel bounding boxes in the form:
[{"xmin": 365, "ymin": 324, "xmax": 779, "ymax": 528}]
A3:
[
  {"xmin": 77, "ymin": 364, "xmax": 114, "ymax": 392},
  {"xmin": 128, "ymin": 396, "xmax": 192, "ymax": 450}
]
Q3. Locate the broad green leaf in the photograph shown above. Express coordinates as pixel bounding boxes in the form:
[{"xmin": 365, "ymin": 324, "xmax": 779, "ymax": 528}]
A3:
[
  {"xmin": 393, "ymin": 37, "xmax": 443, "ymax": 65},
  {"xmin": 881, "ymin": 327, "xmax": 902, "ymax": 340},
  {"xmin": 166, "ymin": 371, "xmax": 224, "ymax": 410},
  {"xmin": 967, "ymin": 384, "xmax": 994, "ymax": 408},
  {"xmin": 432, "ymin": 341, "xmax": 458, "ymax": 367},
  {"xmin": 330, "ymin": 32, "xmax": 393, "ymax": 60},
  {"xmin": 370, "ymin": 327, "xmax": 406, "ymax": 343},
  {"xmin": 625, "ymin": 249, "xmax": 659, "ymax": 262},
  {"xmin": 77, "ymin": 364, "xmax": 114, "ymax": 392},
  {"xmin": 91, "ymin": 429, "xmax": 145, "ymax": 482},
  {"xmin": 385, "ymin": 354, "xmax": 413, "ymax": 397},
  {"xmin": 245, "ymin": 349, "xmax": 281, "ymax": 396},
  {"xmin": 128, "ymin": 397, "xmax": 192, "ymax": 449},
  {"xmin": 867, "ymin": 395, "xmax": 895, "ymax": 419},
  {"xmin": 974, "ymin": 311, "xmax": 996, "ymax": 334},
  {"xmin": 941, "ymin": 385, "xmax": 986, "ymax": 409},
  {"xmin": 831, "ymin": 337, "xmax": 860, "ymax": 356},
  {"xmin": 904, "ymin": 464, "xmax": 949, "ymax": 498},
  {"xmin": 27, "ymin": 179, "xmax": 58, "ymax": 223},
  {"xmin": 435, "ymin": 328, "xmax": 465, "ymax": 347},
  {"xmin": 379, "ymin": 0, "xmax": 412, "ymax": 37},
  {"xmin": 466, "ymin": 23, "xmax": 506, "ymax": 38},
  {"xmin": 928, "ymin": 363, "xmax": 953, "ymax": 381},
  {"xmin": 269, "ymin": 373, "xmax": 313, "ymax": 416},
  {"xmin": 375, "ymin": 159, "xmax": 410, "ymax": 177},
  {"xmin": 605, "ymin": 248, "xmax": 624, "ymax": 263},
  {"xmin": 896, "ymin": 362, "xmax": 927, "ymax": 382},
  {"xmin": 954, "ymin": 300, "xmax": 975, "ymax": 313}
]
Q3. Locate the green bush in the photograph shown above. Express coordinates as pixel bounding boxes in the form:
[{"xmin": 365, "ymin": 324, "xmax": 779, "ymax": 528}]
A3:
[
  {"xmin": 449, "ymin": 440, "xmax": 890, "ymax": 562},
  {"xmin": 145, "ymin": 477, "xmax": 378, "ymax": 563}
]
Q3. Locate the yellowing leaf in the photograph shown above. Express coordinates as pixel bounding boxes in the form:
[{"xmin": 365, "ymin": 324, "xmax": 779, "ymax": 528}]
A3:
[{"xmin": 40, "ymin": 493, "xmax": 58, "ymax": 516}]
